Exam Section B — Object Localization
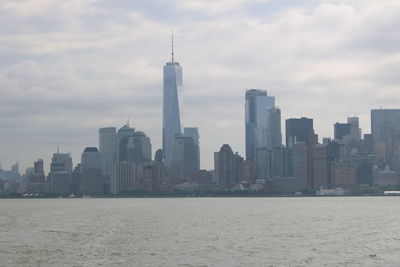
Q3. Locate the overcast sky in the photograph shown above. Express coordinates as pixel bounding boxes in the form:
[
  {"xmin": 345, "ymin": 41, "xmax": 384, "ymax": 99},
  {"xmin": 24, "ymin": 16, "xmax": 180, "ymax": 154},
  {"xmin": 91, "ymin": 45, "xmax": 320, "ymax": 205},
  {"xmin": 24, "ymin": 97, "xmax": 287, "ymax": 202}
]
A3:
[{"xmin": 1, "ymin": 0, "xmax": 400, "ymax": 172}]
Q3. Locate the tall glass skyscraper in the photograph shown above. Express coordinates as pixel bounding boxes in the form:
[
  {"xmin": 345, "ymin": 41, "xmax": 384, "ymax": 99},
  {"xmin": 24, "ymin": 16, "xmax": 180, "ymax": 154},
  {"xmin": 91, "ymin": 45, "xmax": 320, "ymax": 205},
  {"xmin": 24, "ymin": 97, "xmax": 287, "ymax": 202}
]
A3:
[
  {"xmin": 163, "ymin": 33, "xmax": 183, "ymax": 166},
  {"xmin": 245, "ymin": 89, "xmax": 275, "ymax": 179},
  {"xmin": 245, "ymin": 89, "xmax": 275, "ymax": 161}
]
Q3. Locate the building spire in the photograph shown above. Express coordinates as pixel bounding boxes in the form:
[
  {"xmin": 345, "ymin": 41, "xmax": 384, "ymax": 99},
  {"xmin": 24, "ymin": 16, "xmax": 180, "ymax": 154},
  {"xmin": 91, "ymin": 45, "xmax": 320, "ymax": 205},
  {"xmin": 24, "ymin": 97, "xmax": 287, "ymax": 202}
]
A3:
[
  {"xmin": 171, "ymin": 28, "xmax": 174, "ymax": 63},
  {"xmin": 57, "ymin": 145, "xmax": 60, "ymax": 154}
]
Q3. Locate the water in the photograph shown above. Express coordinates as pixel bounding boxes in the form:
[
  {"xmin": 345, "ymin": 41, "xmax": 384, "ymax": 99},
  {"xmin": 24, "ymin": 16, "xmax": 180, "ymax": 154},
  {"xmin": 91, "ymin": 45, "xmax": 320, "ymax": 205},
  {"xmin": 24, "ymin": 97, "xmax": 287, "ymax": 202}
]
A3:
[{"xmin": 1, "ymin": 197, "xmax": 400, "ymax": 266}]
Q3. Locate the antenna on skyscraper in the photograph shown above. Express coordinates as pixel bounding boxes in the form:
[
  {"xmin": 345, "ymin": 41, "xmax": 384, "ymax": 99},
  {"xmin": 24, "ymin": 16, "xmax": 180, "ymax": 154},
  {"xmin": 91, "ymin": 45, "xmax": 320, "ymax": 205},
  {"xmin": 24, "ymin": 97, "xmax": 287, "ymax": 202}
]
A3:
[
  {"xmin": 171, "ymin": 28, "xmax": 174, "ymax": 63},
  {"xmin": 57, "ymin": 145, "xmax": 60, "ymax": 154}
]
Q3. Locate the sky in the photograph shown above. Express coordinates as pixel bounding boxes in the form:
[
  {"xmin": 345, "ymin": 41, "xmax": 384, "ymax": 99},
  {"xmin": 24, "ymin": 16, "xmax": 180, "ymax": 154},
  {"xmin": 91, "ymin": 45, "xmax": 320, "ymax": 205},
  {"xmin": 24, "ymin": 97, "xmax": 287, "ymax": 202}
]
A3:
[{"xmin": 1, "ymin": 0, "xmax": 400, "ymax": 172}]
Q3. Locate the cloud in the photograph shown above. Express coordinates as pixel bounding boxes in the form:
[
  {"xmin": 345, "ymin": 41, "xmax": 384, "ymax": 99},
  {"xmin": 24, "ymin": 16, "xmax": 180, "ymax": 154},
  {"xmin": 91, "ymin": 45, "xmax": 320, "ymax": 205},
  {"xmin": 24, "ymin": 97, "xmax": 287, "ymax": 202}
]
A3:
[{"xmin": 0, "ymin": 0, "xmax": 400, "ymax": 172}]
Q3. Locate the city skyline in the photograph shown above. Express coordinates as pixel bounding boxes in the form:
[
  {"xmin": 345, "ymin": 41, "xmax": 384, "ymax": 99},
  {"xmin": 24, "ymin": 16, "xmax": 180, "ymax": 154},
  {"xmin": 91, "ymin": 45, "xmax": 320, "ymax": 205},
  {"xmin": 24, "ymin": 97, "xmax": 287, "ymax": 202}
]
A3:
[{"xmin": 1, "ymin": 0, "xmax": 400, "ymax": 172}]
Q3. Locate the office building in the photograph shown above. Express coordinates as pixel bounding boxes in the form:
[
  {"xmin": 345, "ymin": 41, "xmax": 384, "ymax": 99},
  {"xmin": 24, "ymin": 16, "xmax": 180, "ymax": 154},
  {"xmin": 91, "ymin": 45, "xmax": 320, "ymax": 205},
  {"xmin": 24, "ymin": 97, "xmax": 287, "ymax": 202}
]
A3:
[
  {"xmin": 171, "ymin": 134, "xmax": 198, "ymax": 184},
  {"xmin": 285, "ymin": 117, "xmax": 314, "ymax": 148},
  {"xmin": 371, "ymin": 109, "xmax": 400, "ymax": 143},
  {"xmin": 27, "ymin": 159, "xmax": 48, "ymax": 193},
  {"xmin": 49, "ymin": 151, "xmax": 73, "ymax": 195},
  {"xmin": 80, "ymin": 147, "xmax": 103, "ymax": 195},
  {"xmin": 268, "ymin": 106, "xmax": 282, "ymax": 149},
  {"xmin": 127, "ymin": 131, "xmax": 152, "ymax": 164},
  {"xmin": 163, "ymin": 33, "xmax": 183, "ymax": 167},
  {"xmin": 111, "ymin": 161, "xmax": 141, "ymax": 194},
  {"xmin": 245, "ymin": 89, "xmax": 275, "ymax": 163},
  {"xmin": 99, "ymin": 127, "xmax": 117, "ymax": 176},
  {"xmin": 214, "ymin": 144, "xmax": 244, "ymax": 187},
  {"xmin": 334, "ymin": 123, "xmax": 351, "ymax": 140},
  {"xmin": 292, "ymin": 142, "xmax": 307, "ymax": 189},
  {"xmin": 184, "ymin": 127, "xmax": 200, "ymax": 170},
  {"xmin": 117, "ymin": 124, "xmax": 135, "ymax": 162}
]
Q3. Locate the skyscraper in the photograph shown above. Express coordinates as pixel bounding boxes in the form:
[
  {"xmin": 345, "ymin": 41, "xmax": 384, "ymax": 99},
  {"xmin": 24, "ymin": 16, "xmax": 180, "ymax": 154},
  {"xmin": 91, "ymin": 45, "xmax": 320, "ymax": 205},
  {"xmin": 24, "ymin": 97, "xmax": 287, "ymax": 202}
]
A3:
[
  {"xmin": 99, "ymin": 127, "xmax": 117, "ymax": 176},
  {"xmin": 163, "ymin": 32, "xmax": 183, "ymax": 167},
  {"xmin": 80, "ymin": 147, "xmax": 103, "ymax": 195},
  {"xmin": 49, "ymin": 151, "xmax": 73, "ymax": 195},
  {"xmin": 334, "ymin": 122, "xmax": 351, "ymax": 140},
  {"xmin": 171, "ymin": 134, "xmax": 198, "ymax": 184},
  {"xmin": 268, "ymin": 106, "xmax": 282, "ymax": 149},
  {"xmin": 127, "ymin": 131, "xmax": 152, "ymax": 164},
  {"xmin": 245, "ymin": 89, "xmax": 275, "ymax": 163},
  {"xmin": 117, "ymin": 124, "xmax": 135, "ymax": 162},
  {"xmin": 184, "ymin": 127, "xmax": 200, "ymax": 170},
  {"xmin": 371, "ymin": 109, "xmax": 400, "ymax": 143},
  {"xmin": 285, "ymin": 117, "xmax": 314, "ymax": 148},
  {"xmin": 214, "ymin": 144, "xmax": 244, "ymax": 187}
]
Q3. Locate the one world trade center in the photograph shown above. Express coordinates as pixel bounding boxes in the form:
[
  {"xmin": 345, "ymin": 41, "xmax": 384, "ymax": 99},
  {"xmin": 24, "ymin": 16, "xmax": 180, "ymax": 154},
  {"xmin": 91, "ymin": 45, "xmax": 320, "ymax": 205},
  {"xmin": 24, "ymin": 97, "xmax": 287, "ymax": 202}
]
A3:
[{"xmin": 163, "ymin": 31, "xmax": 183, "ymax": 166}]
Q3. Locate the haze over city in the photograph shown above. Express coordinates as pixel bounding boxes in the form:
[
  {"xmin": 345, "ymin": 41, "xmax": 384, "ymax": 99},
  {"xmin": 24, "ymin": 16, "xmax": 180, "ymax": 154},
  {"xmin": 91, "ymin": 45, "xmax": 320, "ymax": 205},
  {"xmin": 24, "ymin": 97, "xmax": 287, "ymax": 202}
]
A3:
[{"xmin": 1, "ymin": 0, "xmax": 400, "ymax": 172}]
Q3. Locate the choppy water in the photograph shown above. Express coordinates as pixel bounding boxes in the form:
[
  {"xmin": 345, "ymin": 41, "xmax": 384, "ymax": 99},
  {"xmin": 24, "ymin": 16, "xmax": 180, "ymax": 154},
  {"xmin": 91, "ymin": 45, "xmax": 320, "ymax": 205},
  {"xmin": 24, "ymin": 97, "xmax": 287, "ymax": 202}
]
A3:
[{"xmin": 1, "ymin": 197, "xmax": 400, "ymax": 266}]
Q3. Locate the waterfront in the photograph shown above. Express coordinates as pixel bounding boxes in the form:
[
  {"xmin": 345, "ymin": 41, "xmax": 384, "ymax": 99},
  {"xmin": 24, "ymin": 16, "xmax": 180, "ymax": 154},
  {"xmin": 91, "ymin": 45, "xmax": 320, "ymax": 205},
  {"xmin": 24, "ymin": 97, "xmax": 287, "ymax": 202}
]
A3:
[{"xmin": 1, "ymin": 197, "xmax": 400, "ymax": 266}]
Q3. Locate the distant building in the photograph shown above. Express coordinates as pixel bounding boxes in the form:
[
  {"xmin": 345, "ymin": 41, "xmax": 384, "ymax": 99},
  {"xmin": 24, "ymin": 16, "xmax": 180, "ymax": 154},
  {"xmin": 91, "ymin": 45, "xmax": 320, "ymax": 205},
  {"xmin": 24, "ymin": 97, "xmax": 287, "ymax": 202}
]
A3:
[
  {"xmin": 285, "ymin": 117, "xmax": 314, "ymax": 148},
  {"xmin": 99, "ymin": 127, "xmax": 117, "ymax": 176},
  {"xmin": 191, "ymin": 170, "xmax": 213, "ymax": 185},
  {"xmin": 271, "ymin": 146, "xmax": 285, "ymax": 178},
  {"xmin": 127, "ymin": 131, "xmax": 152, "ymax": 164},
  {"xmin": 117, "ymin": 124, "xmax": 135, "ymax": 162},
  {"xmin": 331, "ymin": 161, "xmax": 357, "ymax": 189},
  {"xmin": 268, "ymin": 106, "xmax": 282, "ymax": 149},
  {"xmin": 334, "ymin": 123, "xmax": 351, "ymax": 140},
  {"xmin": 155, "ymin": 149, "xmax": 164, "ymax": 163},
  {"xmin": 373, "ymin": 170, "xmax": 397, "ymax": 187},
  {"xmin": 27, "ymin": 159, "xmax": 48, "ymax": 194},
  {"xmin": 371, "ymin": 109, "xmax": 400, "ymax": 143},
  {"xmin": 163, "ymin": 37, "xmax": 183, "ymax": 167},
  {"xmin": 312, "ymin": 142, "xmax": 340, "ymax": 190},
  {"xmin": 239, "ymin": 161, "xmax": 256, "ymax": 184},
  {"xmin": 80, "ymin": 147, "xmax": 103, "ymax": 195},
  {"xmin": 171, "ymin": 134, "xmax": 198, "ymax": 184},
  {"xmin": 142, "ymin": 162, "xmax": 171, "ymax": 191},
  {"xmin": 245, "ymin": 89, "xmax": 275, "ymax": 179},
  {"xmin": 347, "ymin": 117, "xmax": 362, "ymax": 142},
  {"xmin": 292, "ymin": 142, "xmax": 307, "ymax": 189},
  {"xmin": 214, "ymin": 144, "xmax": 244, "ymax": 187},
  {"xmin": 49, "ymin": 152, "xmax": 73, "ymax": 195},
  {"xmin": 111, "ymin": 162, "xmax": 140, "ymax": 194},
  {"xmin": 184, "ymin": 127, "xmax": 200, "ymax": 170}
]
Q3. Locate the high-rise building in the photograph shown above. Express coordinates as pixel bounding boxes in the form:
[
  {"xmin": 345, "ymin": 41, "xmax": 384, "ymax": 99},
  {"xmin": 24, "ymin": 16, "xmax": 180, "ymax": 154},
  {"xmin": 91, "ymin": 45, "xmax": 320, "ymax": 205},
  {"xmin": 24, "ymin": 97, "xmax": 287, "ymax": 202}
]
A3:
[
  {"xmin": 312, "ymin": 142, "xmax": 340, "ymax": 190},
  {"xmin": 99, "ymin": 127, "xmax": 117, "ymax": 176},
  {"xmin": 214, "ymin": 144, "xmax": 244, "ymax": 187},
  {"xmin": 163, "ymin": 33, "xmax": 183, "ymax": 167},
  {"xmin": 49, "ymin": 151, "xmax": 73, "ymax": 195},
  {"xmin": 154, "ymin": 149, "xmax": 164, "ymax": 163},
  {"xmin": 285, "ymin": 117, "xmax": 314, "ymax": 148},
  {"xmin": 111, "ymin": 161, "xmax": 140, "ymax": 194},
  {"xmin": 127, "ymin": 131, "xmax": 152, "ymax": 164},
  {"xmin": 80, "ymin": 147, "xmax": 103, "ymax": 195},
  {"xmin": 171, "ymin": 134, "xmax": 198, "ymax": 184},
  {"xmin": 347, "ymin": 117, "xmax": 361, "ymax": 142},
  {"xmin": 371, "ymin": 109, "xmax": 400, "ymax": 143},
  {"xmin": 117, "ymin": 124, "xmax": 135, "ymax": 162},
  {"xmin": 142, "ymin": 161, "xmax": 171, "ymax": 192},
  {"xmin": 184, "ymin": 127, "xmax": 200, "ymax": 170},
  {"xmin": 292, "ymin": 142, "xmax": 307, "ymax": 189},
  {"xmin": 268, "ymin": 107, "xmax": 282, "ymax": 149},
  {"xmin": 245, "ymin": 89, "xmax": 275, "ymax": 162},
  {"xmin": 27, "ymin": 159, "xmax": 48, "ymax": 194},
  {"xmin": 334, "ymin": 123, "xmax": 351, "ymax": 140}
]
